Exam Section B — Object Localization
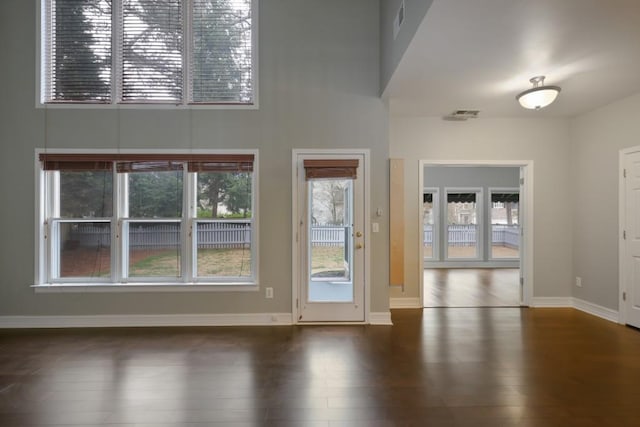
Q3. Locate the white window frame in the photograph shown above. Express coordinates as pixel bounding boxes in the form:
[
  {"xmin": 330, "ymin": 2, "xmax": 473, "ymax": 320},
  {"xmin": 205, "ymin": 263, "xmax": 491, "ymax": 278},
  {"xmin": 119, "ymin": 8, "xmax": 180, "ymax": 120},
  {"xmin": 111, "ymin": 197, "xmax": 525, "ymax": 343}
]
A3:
[
  {"xmin": 488, "ymin": 187, "xmax": 520, "ymax": 261},
  {"xmin": 35, "ymin": 0, "xmax": 259, "ymax": 110},
  {"xmin": 444, "ymin": 187, "xmax": 483, "ymax": 261},
  {"xmin": 33, "ymin": 148, "xmax": 259, "ymax": 292},
  {"xmin": 423, "ymin": 187, "xmax": 439, "ymax": 262}
]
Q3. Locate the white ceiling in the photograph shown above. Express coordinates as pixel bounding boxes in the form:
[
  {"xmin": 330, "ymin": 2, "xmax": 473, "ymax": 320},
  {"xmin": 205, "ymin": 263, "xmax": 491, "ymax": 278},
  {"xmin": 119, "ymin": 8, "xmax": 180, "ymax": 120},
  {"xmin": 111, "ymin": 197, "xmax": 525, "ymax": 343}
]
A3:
[{"xmin": 384, "ymin": 0, "xmax": 640, "ymax": 118}]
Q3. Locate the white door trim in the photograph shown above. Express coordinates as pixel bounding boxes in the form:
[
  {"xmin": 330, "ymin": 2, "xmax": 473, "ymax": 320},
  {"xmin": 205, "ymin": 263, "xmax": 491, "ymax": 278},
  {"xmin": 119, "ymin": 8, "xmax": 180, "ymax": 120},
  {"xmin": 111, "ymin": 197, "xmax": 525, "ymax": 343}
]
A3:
[
  {"xmin": 618, "ymin": 146, "xmax": 640, "ymax": 325},
  {"xmin": 418, "ymin": 160, "xmax": 534, "ymax": 307},
  {"xmin": 291, "ymin": 149, "xmax": 371, "ymax": 324},
  {"xmin": 619, "ymin": 148, "xmax": 628, "ymax": 325}
]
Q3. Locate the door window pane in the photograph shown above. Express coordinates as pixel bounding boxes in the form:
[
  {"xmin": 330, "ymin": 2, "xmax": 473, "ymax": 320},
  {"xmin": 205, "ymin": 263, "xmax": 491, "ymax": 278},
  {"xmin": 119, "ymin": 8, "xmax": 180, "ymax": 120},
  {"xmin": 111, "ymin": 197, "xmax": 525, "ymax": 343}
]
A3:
[
  {"xmin": 423, "ymin": 192, "xmax": 435, "ymax": 259},
  {"xmin": 447, "ymin": 192, "xmax": 478, "ymax": 259},
  {"xmin": 308, "ymin": 179, "xmax": 353, "ymax": 302},
  {"xmin": 490, "ymin": 193, "xmax": 520, "ymax": 259}
]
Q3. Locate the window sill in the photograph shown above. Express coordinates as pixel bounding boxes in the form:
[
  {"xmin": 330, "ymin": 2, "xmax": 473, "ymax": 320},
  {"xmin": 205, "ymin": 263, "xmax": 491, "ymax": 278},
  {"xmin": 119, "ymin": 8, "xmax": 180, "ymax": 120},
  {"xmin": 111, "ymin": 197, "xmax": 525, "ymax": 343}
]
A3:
[{"xmin": 32, "ymin": 283, "xmax": 259, "ymax": 293}]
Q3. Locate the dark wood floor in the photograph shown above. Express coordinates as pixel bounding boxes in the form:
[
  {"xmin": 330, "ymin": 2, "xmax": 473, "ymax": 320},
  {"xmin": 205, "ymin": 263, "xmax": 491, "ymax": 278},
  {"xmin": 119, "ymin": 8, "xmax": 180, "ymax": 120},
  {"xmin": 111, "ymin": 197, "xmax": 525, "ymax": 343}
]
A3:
[
  {"xmin": 424, "ymin": 268, "xmax": 521, "ymax": 307},
  {"xmin": 2, "ymin": 308, "xmax": 640, "ymax": 426}
]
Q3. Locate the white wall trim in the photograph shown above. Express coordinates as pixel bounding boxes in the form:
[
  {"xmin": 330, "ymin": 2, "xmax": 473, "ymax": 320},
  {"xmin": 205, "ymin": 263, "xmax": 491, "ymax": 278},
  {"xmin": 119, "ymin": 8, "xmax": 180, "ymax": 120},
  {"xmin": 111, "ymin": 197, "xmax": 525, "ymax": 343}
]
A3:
[
  {"xmin": 390, "ymin": 297, "xmax": 422, "ymax": 309},
  {"xmin": 531, "ymin": 297, "xmax": 573, "ymax": 307},
  {"xmin": 369, "ymin": 312, "xmax": 393, "ymax": 325},
  {"xmin": 0, "ymin": 312, "xmax": 395, "ymax": 328},
  {"xmin": 0, "ymin": 313, "xmax": 294, "ymax": 328},
  {"xmin": 0, "ymin": 302, "xmax": 619, "ymax": 328},
  {"xmin": 573, "ymin": 298, "xmax": 620, "ymax": 323}
]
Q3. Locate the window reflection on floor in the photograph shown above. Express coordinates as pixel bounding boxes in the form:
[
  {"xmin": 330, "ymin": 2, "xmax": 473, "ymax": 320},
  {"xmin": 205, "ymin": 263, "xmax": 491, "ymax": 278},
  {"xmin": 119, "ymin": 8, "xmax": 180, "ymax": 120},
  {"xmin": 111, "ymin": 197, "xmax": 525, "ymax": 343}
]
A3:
[{"xmin": 424, "ymin": 268, "xmax": 520, "ymax": 307}]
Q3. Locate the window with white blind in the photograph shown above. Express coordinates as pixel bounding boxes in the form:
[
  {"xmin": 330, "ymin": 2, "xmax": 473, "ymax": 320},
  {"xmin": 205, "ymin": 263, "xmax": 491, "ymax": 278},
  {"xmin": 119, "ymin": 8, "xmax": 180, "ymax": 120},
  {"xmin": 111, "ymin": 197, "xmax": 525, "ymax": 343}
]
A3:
[
  {"xmin": 40, "ymin": 0, "xmax": 256, "ymax": 106},
  {"xmin": 36, "ymin": 151, "xmax": 258, "ymax": 288}
]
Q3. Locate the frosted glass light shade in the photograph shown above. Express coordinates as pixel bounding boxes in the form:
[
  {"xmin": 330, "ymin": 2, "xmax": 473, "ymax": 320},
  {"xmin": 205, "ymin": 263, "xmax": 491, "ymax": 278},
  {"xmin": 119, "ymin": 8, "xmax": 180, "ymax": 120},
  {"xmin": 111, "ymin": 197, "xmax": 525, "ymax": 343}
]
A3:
[{"xmin": 517, "ymin": 86, "xmax": 561, "ymax": 109}]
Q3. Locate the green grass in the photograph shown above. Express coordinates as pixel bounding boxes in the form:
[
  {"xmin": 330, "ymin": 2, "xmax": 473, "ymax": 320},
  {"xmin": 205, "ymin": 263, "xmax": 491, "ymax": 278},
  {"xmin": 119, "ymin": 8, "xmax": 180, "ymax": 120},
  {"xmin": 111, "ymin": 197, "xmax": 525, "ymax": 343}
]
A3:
[
  {"xmin": 310, "ymin": 246, "xmax": 346, "ymax": 276},
  {"xmin": 129, "ymin": 250, "xmax": 181, "ymax": 277},
  {"xmin": 128, "ymin": 248, "xmax": 252, "ymax": 277},
  {"xmin": 197, "ymin": 248, "xmax": 252, "ymax": 276},
  {"xmin": 63, "ymin": 245, "xmax": 346, "ymax": 279}
]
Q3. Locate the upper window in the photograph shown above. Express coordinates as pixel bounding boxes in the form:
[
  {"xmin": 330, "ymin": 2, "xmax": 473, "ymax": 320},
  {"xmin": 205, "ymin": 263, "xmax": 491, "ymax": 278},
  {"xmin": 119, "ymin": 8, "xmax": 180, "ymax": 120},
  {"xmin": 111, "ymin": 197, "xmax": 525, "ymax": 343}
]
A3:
[
  {"xmin": 37, "ymin": 152, "xmax": 257, "ymax": 286},
  {"xmin": 41, "ymin": 0, "xmax": 256, "ymax": 106}
]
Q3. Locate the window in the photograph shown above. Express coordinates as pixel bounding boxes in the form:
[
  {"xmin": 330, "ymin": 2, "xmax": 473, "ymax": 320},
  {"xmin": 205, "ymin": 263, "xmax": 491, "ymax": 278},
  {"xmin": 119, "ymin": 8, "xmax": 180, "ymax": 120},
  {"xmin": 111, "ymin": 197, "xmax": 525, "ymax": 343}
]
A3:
[
  {"xmin": 489, "ymin": 191, "xmax": 519, "ymax": 259},
  {"xmin": 37, "ymin": 152, "xmax": 257, "ymax": 287},
  {"xmin": 40, "ymin": 0, "xmax": 256, "ymax": 106},
  {"xmin": 445, "ymin": 190, "xmax": 481, "ymax": 260},
  {"xmin": 423, "ymin": 189, "xmax": 438, "ymax": 260}
]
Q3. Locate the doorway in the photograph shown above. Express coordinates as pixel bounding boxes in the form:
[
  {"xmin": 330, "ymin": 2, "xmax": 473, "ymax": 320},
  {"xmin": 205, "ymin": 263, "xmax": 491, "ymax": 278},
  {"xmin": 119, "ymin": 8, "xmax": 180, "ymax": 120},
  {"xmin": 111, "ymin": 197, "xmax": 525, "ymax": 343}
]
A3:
[
  {"xmin": 420, "ymin": 161, "xmax": 533, "ymax": 307},
  {"xmin": 292, "ymin": 150, "xmax": 369, "ymax": 322},
  {"xmin": 620, "ymin": 147, "xmax": 640, "ymax": 328}
]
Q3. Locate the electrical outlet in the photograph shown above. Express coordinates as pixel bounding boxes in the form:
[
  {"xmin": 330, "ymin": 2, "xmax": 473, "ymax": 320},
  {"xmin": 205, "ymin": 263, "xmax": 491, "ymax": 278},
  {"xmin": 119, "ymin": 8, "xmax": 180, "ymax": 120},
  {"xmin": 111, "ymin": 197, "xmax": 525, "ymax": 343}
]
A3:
[
  {"xmin": 576, "ymin": 277, "xmax": 582, "ymax": 287},
  {"xmin": 265, "ymin": 287, "xmax": 274, "ymax": 298}
]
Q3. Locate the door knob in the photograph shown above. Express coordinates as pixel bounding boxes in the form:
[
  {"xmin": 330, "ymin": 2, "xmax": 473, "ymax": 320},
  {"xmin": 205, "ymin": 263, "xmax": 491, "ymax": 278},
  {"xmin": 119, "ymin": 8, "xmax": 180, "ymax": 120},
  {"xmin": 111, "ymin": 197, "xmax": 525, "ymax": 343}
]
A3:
[
  {"xmin": 355, "ymin": 243, "xmax": 363, "ymax": 249},
  {"xmin": 355, "ymin": 231, "xmax": 362, "ymax": 237}
]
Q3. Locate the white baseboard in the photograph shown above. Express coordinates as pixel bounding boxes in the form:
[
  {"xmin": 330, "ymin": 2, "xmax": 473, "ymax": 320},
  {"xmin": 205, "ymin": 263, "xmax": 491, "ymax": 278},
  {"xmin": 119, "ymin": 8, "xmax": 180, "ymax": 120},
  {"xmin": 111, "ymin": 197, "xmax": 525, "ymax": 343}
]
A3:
[
  {"xmin": 530, "ymin": 297, "xmax": 620, "ymax": 323},
  {"xmin": 0, "ymin": 312, "xmax": 395, "ymax": 328},
  {"xmin": 572, "ymin": 298, "xmax": 619, "ymax": 323},
  {"xmin": 0, "ymin": 313, "xmax": 294, "ymax": 328},
  {"xmin": 369, "ymin": 312, "xmax": 393, "ymax": 325},
  {"xmin": 530, "ymin": 297, "xmax": 573, "ymax": 307},
  {"xmin": 390, "ymin": 297, "xmax": 423, "ymax": 309}
]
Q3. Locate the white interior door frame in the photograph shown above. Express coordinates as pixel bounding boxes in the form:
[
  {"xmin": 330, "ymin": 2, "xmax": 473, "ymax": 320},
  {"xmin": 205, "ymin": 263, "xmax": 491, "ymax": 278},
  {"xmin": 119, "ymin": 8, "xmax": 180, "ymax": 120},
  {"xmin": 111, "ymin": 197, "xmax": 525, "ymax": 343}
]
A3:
[
  {"xmin": 619, "ymin": 148, "xmax": 629, "ymax": 325},
  {"xmin": 291, "ymin": 149, "xmax": 371, "ymax": 324},
  {"xmin": 418, "ymin": 160, "xmax": 534, "ymax": 307},
  {"xmin": 618, "ymin": 145, "xmax": 640, "ymax": 326}
]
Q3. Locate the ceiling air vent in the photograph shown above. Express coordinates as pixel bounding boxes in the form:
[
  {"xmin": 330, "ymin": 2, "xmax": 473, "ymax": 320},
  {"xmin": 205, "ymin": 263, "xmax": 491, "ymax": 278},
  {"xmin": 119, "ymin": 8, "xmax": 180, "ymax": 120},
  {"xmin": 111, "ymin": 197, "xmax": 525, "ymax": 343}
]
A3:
[
  {"xmin": 443, "ymin": 110, "xmax": 480, "ymax": 121},
  {"xmin": 393, "ymin": 1, "xmax": 405, "ymax": 39}
]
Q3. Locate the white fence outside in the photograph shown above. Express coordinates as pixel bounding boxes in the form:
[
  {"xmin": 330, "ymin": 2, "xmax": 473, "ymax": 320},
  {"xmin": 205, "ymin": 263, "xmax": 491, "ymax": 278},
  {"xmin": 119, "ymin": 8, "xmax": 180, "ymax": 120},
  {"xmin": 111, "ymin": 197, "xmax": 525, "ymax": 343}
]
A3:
[
  {"xmin": 424, "ymin": 224, "xmax": 519, "ymax": 248},
  {"xmin": 68, "ymin": 223, "xmax": 347, "ymax": 249}
]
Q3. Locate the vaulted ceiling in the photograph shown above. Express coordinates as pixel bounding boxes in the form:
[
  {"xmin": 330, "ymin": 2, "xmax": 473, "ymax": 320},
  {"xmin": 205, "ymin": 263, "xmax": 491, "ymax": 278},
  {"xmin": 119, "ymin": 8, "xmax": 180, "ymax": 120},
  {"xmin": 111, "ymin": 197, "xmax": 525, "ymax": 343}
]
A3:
[{"xmin": 384, "ymin": 0, "xmax": 640, "ymax": 117}]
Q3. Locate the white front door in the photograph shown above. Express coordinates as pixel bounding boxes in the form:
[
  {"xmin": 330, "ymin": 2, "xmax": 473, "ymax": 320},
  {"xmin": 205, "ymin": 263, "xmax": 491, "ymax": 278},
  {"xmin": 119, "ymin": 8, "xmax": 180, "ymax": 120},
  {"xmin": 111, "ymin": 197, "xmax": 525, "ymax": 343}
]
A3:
[
  {"xmin": 293, "ymin": 152, "xmax": 366, "ymax": 322},
  {"xmin": 624, "ymin": 151, "xmax": 640, "ymax": 328}
]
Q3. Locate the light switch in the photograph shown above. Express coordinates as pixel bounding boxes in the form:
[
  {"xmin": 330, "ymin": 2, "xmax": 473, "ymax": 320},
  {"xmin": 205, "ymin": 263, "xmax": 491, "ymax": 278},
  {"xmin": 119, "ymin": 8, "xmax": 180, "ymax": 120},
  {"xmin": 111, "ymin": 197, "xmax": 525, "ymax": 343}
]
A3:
[{"xmin": 372, "ymin": 222, "xmax": 379, "ymax": 233}]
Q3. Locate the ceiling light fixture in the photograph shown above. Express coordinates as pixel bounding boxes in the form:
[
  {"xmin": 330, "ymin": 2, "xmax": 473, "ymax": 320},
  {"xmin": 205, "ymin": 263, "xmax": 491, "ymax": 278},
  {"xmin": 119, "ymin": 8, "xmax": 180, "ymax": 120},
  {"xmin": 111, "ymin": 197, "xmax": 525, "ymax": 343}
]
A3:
[{"xmin": 516, "ymin": 76, "xmax": 561, "ymax": 110}]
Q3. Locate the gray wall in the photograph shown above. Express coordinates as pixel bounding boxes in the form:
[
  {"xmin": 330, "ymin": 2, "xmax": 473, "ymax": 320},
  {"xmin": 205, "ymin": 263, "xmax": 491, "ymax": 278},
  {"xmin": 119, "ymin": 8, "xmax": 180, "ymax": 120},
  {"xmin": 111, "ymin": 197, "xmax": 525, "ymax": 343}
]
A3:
[
  {"xmin": 0, "ymin": 0, "xmax": 390, "ymax": 316},
  {"xmin": 424, "ymin": 166, "xmax": 520, "ymax": 264},
  {"xmin": 571, "ymin": 91, "xmax": 640, "ymax": 311},
  {"xmin": 379, "ymin": 0, "xmax": 433, "ymax": 94},
  {"xmin": 390, "ymin": 117, "xmax": 573, "ymax": 303}
]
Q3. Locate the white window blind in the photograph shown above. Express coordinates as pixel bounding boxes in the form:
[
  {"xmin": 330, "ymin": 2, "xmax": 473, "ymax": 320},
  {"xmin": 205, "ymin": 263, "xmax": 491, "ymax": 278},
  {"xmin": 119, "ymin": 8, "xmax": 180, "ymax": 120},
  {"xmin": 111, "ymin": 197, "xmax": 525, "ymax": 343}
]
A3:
[
  {"xmin": 44, "ymin": 0, "xmax": 112, "ymax": 103},
  {"xmin": 190, "ymin": 0, "xmax": 253, "ymax": 104},
  {"xmin": 42, "ymin": 0, "xmax": 255, "ymax": 105},
  {"xmin": 121, "ymin": 0, "xmax": 184, "ymax": 102}
]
